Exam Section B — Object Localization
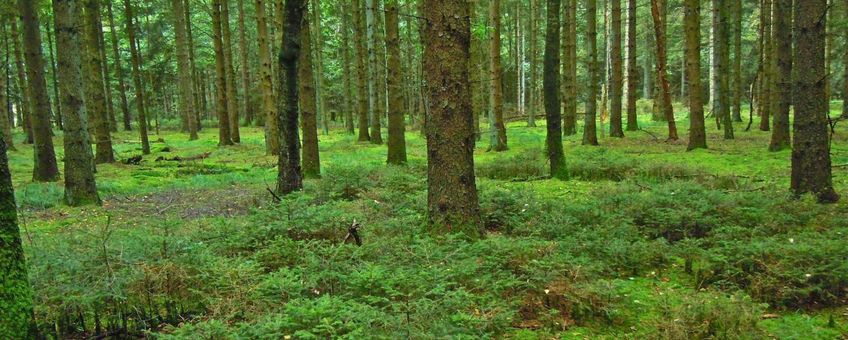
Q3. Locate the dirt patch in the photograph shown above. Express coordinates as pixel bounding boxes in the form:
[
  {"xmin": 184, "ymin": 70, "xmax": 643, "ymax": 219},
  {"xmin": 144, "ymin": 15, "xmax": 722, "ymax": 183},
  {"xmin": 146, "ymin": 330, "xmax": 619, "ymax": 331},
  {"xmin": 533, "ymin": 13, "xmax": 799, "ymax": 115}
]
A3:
[{"xmin": 105, "ymin": 186, "xmax": 266, "ymax": 220}]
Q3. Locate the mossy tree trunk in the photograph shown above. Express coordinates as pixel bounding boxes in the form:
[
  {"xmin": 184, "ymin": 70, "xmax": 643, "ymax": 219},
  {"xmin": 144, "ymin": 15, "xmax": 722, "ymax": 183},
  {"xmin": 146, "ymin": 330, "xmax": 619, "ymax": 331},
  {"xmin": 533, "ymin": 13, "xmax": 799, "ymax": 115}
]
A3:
[
  {"xmin": 57, "ymin": 0, "xmax": 100, "ymax": 206},
  {"xmin": 583, "ymin": 0, "xmax": 599, "ymax": 146},
  {"xmin": 299, "ymin": 8, "xmax": 320, "ymax": 178},
  {"xmin": 791, "ymin": 0, "xmax": 839, "ymax": 203},
  {"xmin": 422, "ymin": 0, "xmax": 481, "ymax": 237},
  {"xmin": 123, "ymin": 0, "xmax": 151, "ymax": 154},
  {"xmin": 650, "ymin": 0, "xmax": 678, "ymax": 140},
  {"xmin": 562, "ymin": 0, "xmax": 578, "ymax": 136},
  {"xmin": 386, "ymin": 0, "xmax": 407, "ymax": 165},
  {"xmin": 609, "ymin": 0, "xmax": 624, "ymax": 137},
  {"xmin": 83, "ymin": 0, "xmax": 114, "ymax": 164},
  {"xmin": 106, "ymin": 1, "xmax": 132, "ymax": 131},
  {"xmin": 19, "ymin": 0, "xmax": 60, "ymax": 181},
  {"xmin": 172, "ymin": 0, "xmax": 198, "ymax": 141},
  {"xmin": 625, "ymin": 0, "xmax": 638, "ymax": 131},
  {"xmin": 276, "ymin": 0, "xmax": 305, "ymax": 195},
  {"xmin": 353, "ymin": 0, "xmax": 370, "ymax": 141},
  {"xmin": 256, "ymin": 0, "xmax": 279, "ymax": 154},
  {"xmin": 212, "ymin": 0, "xmax": 233, "ymax": 146},
  {"xmin": 0, "ymin": 20, "xmax": 14, "ymax": 151},
  {"xmin": 684, "ymin": 0, "xmax": 706, "ymax": 150},
  {"xmin": 544, "ymin": 0, "xmax": 565, "ymax": 177},
  {"xmin": 769, "ymin": 0, "xmax": 791, "ymax": 151},
  {"xmin": 489, "ymin": 0, "xmax": 508, "ymax": 151}
]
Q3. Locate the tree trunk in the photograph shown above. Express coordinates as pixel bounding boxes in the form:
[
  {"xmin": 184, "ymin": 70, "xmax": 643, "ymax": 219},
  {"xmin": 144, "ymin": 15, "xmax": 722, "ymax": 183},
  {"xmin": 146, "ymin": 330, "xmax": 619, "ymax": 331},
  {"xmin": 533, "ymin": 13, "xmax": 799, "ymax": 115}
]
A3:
[
  {"xmin": 106, "ymin": 1, "xmax": 132, "ymax": 131},
  {"xmin": 184, "ymin": 0, "xmax": 203, "ymax": 130},
  {"xmin": 844, "ymin": 0, "xmax": 848, "ymax": 118},
  {"xmin": 96, "ymin": 16, "xmax": 117, "ymax": 133},
  {"xmin": 625, "ymin": 0, "xmax": 638, "ymax": 131},
  {"xmin": 11, "ymin": 21, "xmax": 33, "ymax": 144},
  {"xmin": 386, "ymin": 0, "xmax": 407, "ymax": 165},
  {"xmin": 212, "ymin": 0, "xmax": 233, "ymax": 146},
  {"xmin": 583, "ymin": 0, "xmax": 599, "ymax": 145},
  {"xmin": 353, "ymin": 0, "xmax": 370, "ymax": 141},
  {"xmin": 422, "ymin": 0, "xmax": 481, "ymax": 237},
  {"xmin": 489, "ymin": 0, "xmax": 508, "ymax": 151},
  {"xmin": 0, "ymin": 105, "xmax": 35, "ymax": 338},
  {"xmin": 57, "ymin": 0, "xmax": 100, "ymax": 206},
  {"xmin": 769, "ymin": 0, "xmax": 791, "ymax": 151},
  {"xmin": 172, "ymin": 0, "xmax": 198, "ymax": 140},
  {"xmin": 717, "ymin": 0, "xmax": 733, "ymax": 139},
  {"xmin": 545, "ymin": 0, "xmax": 564, "ymax": 177},
  {"xmin": 650, "ymin": 0, "xmax": 678, "ymax": 140},
  {"xmin": 759, "ymin": 0, "xmax": 773, "ymax": 132},
  {"xmin": 609, "ymin": 0, "xmax": 624, "ymax": 137},
  {"xmin": 528, "ymin": 0, "xmax": 537, "ymax": 128},
  {"xmin": 684, "ymin": 0, "xmax": 706, "ymax": 150},
  {"xmin": 256, "ymin": 0, "xmax": 279, "ymax": 154},
  {"xmin": 732, "ymin": 0, "xmax": 743, "ymax": 122},
  {"xmin": 311, "ymin": 0, "xmax": 328, "ymax": 136},
  {"xmin": 237, "ymin": 0, "xmax": 252, "ymax": 126},
  {"xmin": 341, "ymin": 9, "xmax": 355, "ymax": 134},
  {"xmin": 0, "ymin": 22, "xmax": 14, "ymax": 151},
  {"xmin": 83, "ymin": 0, "xmax": 114, "ymax": 163},
  {"xmin": 562, "ymin": 0, "xmax": 578, "ymax": 136},
  {"xmin": 123, "ymin": 0, "xmax": 151, "ymax": 154},
  {"xmin": 19, "ymin": 0, "xmax": 60, "ymax": 181},
  {"xmin": 791, "ymin": 0, "xmax": 839, "ymax": 203},
  {"xmin": 299, "ymin": 8, "xmax": 320, "ymax": 178},
  {"xmin": 221, "ymin": 0, "xmax": 241, "ymax": 142},
  {"xmin": 276, "ymin": 0, "xmax": 305, "ymax": 195},
  {"xmin": 366, "ymin": 0, "xmax": 384, "ymax": 144},
  {"xmin": 45, "ymin": 18, "xmax": 63, "ymax": 131}
]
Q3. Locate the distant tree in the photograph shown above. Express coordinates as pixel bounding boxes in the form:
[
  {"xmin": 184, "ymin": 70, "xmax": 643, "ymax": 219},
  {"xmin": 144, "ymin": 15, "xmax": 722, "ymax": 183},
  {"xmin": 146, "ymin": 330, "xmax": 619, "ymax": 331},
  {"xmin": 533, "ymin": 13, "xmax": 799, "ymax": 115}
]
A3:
[
  {"xmin": 11, "ymin": 20, "xmax": 33, "ymax": 144},
  {"xmin": 221, "ymin": 0, "xmax": 241, "ymax": 143},
  {"xmin": 758, "ymin": 0, "xmax": 773, "ymax": 132},
  {"xmin": 276, "ymin": 0, "xmax": 305, "ymax": 195},
  {"xmin": 583, "ymin": 0, "xmax": 599, "ymax": 146},
  {"xmin": 386, "ymin": 0, "xmax": 407, "ymax": 165},
  {"xmin": 489, "ymin": 0, "xmax": 507, "ymax": 151},
  {"xmin": 562, "ymin": 0, "xmax": 578, "ymax": 135},
  {"xmin": 609, "ymin": 0, "xmax": 624, "ymax": 137},
  {"xmin": 353, "ymin": 0, "xmax": 370, "ymax": 141},
  {"xmin": 625, "ymin": 0, "xmax": 638, "ymax": 131},
  {"xmin": 650, "ymin": 0, "xmax": 678, "ymax": 140},
  {"xmin": 769, "ymin": 0, "xmax": 791, "ymax": 151},
  {"xmin": 256, "ymin": 0, "xmax": 279, "ymax": 154},
  {"xmin": 731, "ymin": 0, "xmax": 743, "ymax": 122},
  {"xmin": 19, "ymin": 0, "xmax": 60, "ymax": 181},
  {"xmin": 791, "ymin": 0, "xmax": 839, "ymax": 203},
  {"xmin": 300, "ymin": 7, "xmax": 320, "ymax": 178},
  {"xmin": 422, "ymin": 0, "xmax": 481, "ymax": 236},
  {"xmin": 106, "ymin": 1, "xmax": 132, "ymax": 131},
  {"xmin": 684, "ymin": 0, "xmax": 706, "ymax": 150},
  {"xmin": 123, "ymin": 0, "xmax": 151, "ymax": 153},
  {"xmin": 0, "ymin": 21, "xmax": 14, "ymax": 151},
  {"xmin": 83, "ymin": 0, "xmax": 115, "ymax": 164},
  {"xmin": 237, "ymin": 0, "xmax": 252, "ymax": 125},
  {"xmin": 172, "ymin": 0, "xmax": 198, "ymax": 140},
  {"xmin": 212, "ymin": 0, "xmax": 233, "ymax": 146},
  {"xmin": 57, "ymin": 0, "xmax": 100, "ymax": 206},
  {"xmin": 368, "ymin": 0, "xmax": 385, "ymax": 145},
  {"xmin": 545, "ymin": 0, "xmax": 565, "ymax": 177},
  {"xmin": 843, "ymin": 1, "xmax": 848, "ymax": 118},
  {"xmin": 717, "ymin": 0, "xmax": 733, "ymax": 139},
  {"xmin": 340, "ymin": 9, "xmax": 355, "ymax": 134}
]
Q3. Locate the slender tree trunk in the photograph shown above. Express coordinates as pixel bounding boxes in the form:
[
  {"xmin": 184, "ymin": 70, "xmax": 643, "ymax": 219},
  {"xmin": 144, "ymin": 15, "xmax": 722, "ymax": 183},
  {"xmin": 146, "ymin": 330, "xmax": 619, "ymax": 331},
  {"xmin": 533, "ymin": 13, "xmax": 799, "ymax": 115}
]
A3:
[
  {"xmin": 45, "ymin": 18, "xmax": 63, "ymax": 131},
  {"xmin": 489, "ymin": 0, "xmax": 507, "ymax": 151},
  {"xmin": 759, "ymin": 0, "xmax": 773, "ymax": 131},
  {"xmin": 20, "ymin": 0, "xmax": 59, "ymax": 181},
  {"xmin": 386, "ymin": 0, "xmax": 407, "ymax": 165},
  {"xmin": 311, "ymin": 0, "xmax": 328, "ymax": 135},
  {"xmin": 256, "ymin": 0, "xmax": 279, "ymax": 154},
  {"xmin": 221, "ymin": 0, "xmax": 241, "ymax": 142},
  {"xmin": 545, "ymin": 0, "xmax": 564, "ymax": 177},
  {"xmin": 625, "ymin": 0, "xmax": 638, "ymax": 131},
  {"xmin": 0, "ymin": 22, "xmax": 14, "ymax": 151},
  {"xmin": 583, "ymin": 0, "xmax": 600, "ymax": 145},
  {"xmin": 276, "ymin": 0, "xmax": 305, "ymax": 195},
  {"xmin": 732, "ymin": 0, "xmax": 743, "ymax": 122},
  {"xmin": 844, "ymin": 0, "xmax": 848, "ymax": 118},
  {"xmin": 422, "ymin": 0, "xmax": 480, "ymax": 237},
  {"xmin": 684, "ymin": 0, "xmax": 706, "ymax": 150},
  {"xmin": 562, "ymin": 0, "xmax": 578, "ymax": 135},
  {"xmin": 791, "ymin": 0, "xmax": 839, "ymax": 203},
  {"xmin": 718, "ymin": 0, "xmax": 734, "ymax": 139},
  {"xmin": 97, "ymin": 17, "xmax": 117, "ymax": 133},
  {"xmin": 367, "ymin": 0, "xmax": 385, "ymax": 144},
  {"xmin": 528, "ymin": 0, "xmax": 538, "ymax": 128},
  {"xmin": 709, "ymin": 0, "xmax": 718, "ymax": 116},
  {"xmin": 184, "ymin": 0, "xmax": 203, "ymax": 130},
  {"xmin": 609, "ymin": 0, "xmax": 624, "ymax": 137},
  {"xmin": 341, "ymin": 9, "xmax": 356, "ymax": 134},
  {"xmin": 57, "ymin": 0, "xmax": 100, "ymax": 206},
  {"xmin": 124, "ymin": 0, "xmax": 150, "ymax": 153},
  {"xmin": 650, "ymin": 0, "xmax": 678, "ymax": 140},
  {"xmin": 106, "ymin": 1, "xmax": 131, "ymax": 131},
  {"xmin": 172, "ymin": 0, "xmax": 198, "ymax": 140},
  {"xmin": 300, "ymin": 8, "xmax": 320, "ymax": 178},
  {"xmin": 237, "ymin": 0, "xmax": 252, "ymax": 126},
  {"xmin": 212, "ymin": 0, "xmax": 233, "ymax": 146},
  {"xmin": 0, "ymin": 103, "xmax": 35, "ymax": 338},
  {"xmin": 11, "ymin": 21, "xmax": 33, "ymax": 144},
  {"xmin": 769, "ymin": 0, "xmax": 791, "ymax": 151},
  {"xmin": 84, "ymin": 0, "xmax": 114, "ymax": 163},
  {"xmin": 353, "ymin": 0, "xmax": 370, "ymax": 141}
]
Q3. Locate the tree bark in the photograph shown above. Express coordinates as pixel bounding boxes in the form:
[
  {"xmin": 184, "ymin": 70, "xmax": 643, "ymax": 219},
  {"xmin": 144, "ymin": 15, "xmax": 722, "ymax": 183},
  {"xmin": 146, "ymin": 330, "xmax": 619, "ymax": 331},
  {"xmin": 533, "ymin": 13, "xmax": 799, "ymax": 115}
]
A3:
[
  {"xmin": 172, "ymin": 0, "xmax": 198, "ymax": 140},
  {"xmin": 769, "ymin": 0, "xmax": 791, "ymax": 151},
  {"xmin": 609, "ymin": 0, "xmax": 624, "ymax": 137},
  {"xmin": 718, "ymin": 0, "xmax": 733, "ymax": 139},
  {"xmin": 57, "ymin": 0, "xmax": 100, "ymax": 205},
  {"xmin": 625, "ymin": 0, "xmax": 638, "ymax": 131},
  {"xmin": 562, "ymin": 0, "xmax": 577, "ymax": 136},
  {"xmin": 545, "ymin": 0, "xmax": 564, "ymax": 177},
  {"xmin": 300, "ymin": 8, "xmax": 320, "ymax": 178},
  {"xmin": 489, "ymin": 0, "xmax": 507, "ymax": 151},
  {"xmin": 221, "ymin": 0, "xmax": 241, "ymax": 142},
  {"xmin": 684, "ymin": 0, "xmax": 706, "ymax": 150},
  {"xmin": 184, "ymin": 0, "xmax": 203, "ymax": 130},
  {"xmin": 45, "ymin": 18, "xmax": 63, "ymax": 131},
  {"xmin": 276, "ymin": 0, "xmax": 305, "ymax": 195},
  {"xmin": 353, "ymin": 0, "xmax": 370, "ymax": 141},
  {"xmin": 106, "ymin": 1, "xmax": 132, "ymax": 131},
  {"xmin": 237, "ymin": 0, "xmax": 252, "ymax": 126},
  {"xmin": 20, "ymin": 0, "xmax": 60, "ymax": 181},
  {"xmin": 843, "ymin": 1, "xmax": 848, "ymax": 118},
  {"xmin": 256, "ymin": 0, "xmax": 279, "ymax": 154},
  {"xmin": 791, "ymin": 0, "xmax": 839, "ymax": 203},
  {"xmin": 83, "ymin": 0, "xmax": 114, "ymax": 163},
  {"xmin": 0, "ymin": 21, "xmax": 14, "ymax": 151},
  {"xmin": 731, "ymin": 0, "xmax": 743, "ymax": 122},
  {"xmin": 386, "ymin": 0, "xmax": 407, "ymax": 165},
  {"xmin": 11, "ymin": 21, "xmax": 33, "ymax": 144},
  {"xmin": 759, "ymin": 0, "xmax": 773, "ymax": 132},
  {"xmin": 650, "ymin": 0, "xmax": 678, "ymax": 140},
  {"xmin": 212, "ymin": 0, "xmax": 233, "ymax": 146},
  {"xmin": 583, "ymin": 0, "xmax": 599, "ymax": 145},
  {"xmin": 341, "ymin": 9, "xmax": 356, "ymax": 134},
  {"xmin": 123, "ymin": 0, "xmax": 151, "ymax": 154}
]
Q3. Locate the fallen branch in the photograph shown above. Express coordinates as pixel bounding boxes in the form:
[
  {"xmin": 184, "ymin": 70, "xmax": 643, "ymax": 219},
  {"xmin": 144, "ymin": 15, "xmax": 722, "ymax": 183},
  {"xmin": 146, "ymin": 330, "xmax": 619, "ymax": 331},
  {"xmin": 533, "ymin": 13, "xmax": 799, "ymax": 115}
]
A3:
[{"xmin": 343, "ymin": 220, "xmax": 363, "ymax": 246}]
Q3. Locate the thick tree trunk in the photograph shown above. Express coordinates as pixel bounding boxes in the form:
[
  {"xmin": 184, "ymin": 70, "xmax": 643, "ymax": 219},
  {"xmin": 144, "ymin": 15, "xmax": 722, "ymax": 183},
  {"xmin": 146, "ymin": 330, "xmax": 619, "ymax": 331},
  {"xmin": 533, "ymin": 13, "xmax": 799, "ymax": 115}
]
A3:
[
  {"xmin": 583, "ymin": 0, "xmax": 599, "ymax": 145},
  {"xmin": 212, "ymin": 0, "xmax": 233, "ymax": 146},
  {"xmin": 769, "ymin": 0, "xmax": 791, "ymax": 151},
  {"xmin": 386, "ymin": 0, "xmax": 407, "ymax": 165},
  {"xmin": 221, "ymin": 0, "xmax": 241, "ymax": 142},
  {"xmin": 20, "ymin": 0, "xmax": 60, "ymax": 181},
  {"xmin": 353, "ymin": 0, "xmax": 370, "ymax": 141},
  {"xmin": 0, "ymin": 109, "xmax": 35, "ymax": 338},
  {"xmin": 172, "ymin": 0, "xmax": 198, "ymax": 140},
  {"xmin": 276, "ymin": 0, "xmax": 305, "ymax": 195},
  {"xmin": 625, "ymin": 0, "xmax": 638, "ymax": 131},
  {"xmin": 791, "ymin": 0, "xmax": 839, "ymax": 203},
  {"xmin": 123, "ymin": 0, "xmax": 151, "ymax": 154},
  {"xmin": 489, "ymin": 0, "xmax": 507, "ymax": 151},
  {"xmin": 106, "ymin": 1, "xmax": 132, "ymax": 131},
  {"xmin": 545, "ymin": 0, "xmax": 564, "ymax": 177},
  {"xmin": 300, "ymin": 9, "xmax": 320, "ymax": 178},
  {"xmin": 366, "ymin": 0, "xmax": 385, "ymax": 144},
  {"xmin": 56, "ymin": 0, "xmax": 100, "ymax": 205},
  {"xmin": 684, "ymin": 0, "xmax": 706, "ymax": 150},
  {"xmin": 423, "ymin": 0, "xmax": 480, "ymax": 237},
  {"xmin": 256, "ymin": 0, "xmax": 279, "ymax": 154},
  {"xmin": 83, "ymin": 0, "xmax": 114, "ymax": 163},
  {"xmin": 650, "ymin": 0, "xmax": 678, "ymax": 140},
  {"xmin": 609, "ymin": 0, "xmax": 624, "ymax": 137}
]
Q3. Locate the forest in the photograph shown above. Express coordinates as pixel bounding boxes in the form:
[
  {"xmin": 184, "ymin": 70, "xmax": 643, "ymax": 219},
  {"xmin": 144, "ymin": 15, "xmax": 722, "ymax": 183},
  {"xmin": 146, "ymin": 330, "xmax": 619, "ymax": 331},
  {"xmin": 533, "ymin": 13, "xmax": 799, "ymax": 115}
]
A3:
[{"xmin": 0, "ymin": 0, "xmax": 847, "ymax": 338}]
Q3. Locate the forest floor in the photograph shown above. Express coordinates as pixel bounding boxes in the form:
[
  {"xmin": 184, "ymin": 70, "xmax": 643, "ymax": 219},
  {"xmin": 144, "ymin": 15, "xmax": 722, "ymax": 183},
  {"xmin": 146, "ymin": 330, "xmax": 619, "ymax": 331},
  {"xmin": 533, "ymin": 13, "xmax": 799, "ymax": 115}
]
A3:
[{"xmin": 13, "ymin": 103, "xmax": 848, "ymax": 339}]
